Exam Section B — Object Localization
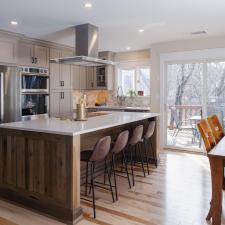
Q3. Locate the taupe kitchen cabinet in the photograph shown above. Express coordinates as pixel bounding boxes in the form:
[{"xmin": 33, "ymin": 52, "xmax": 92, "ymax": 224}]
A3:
[
  {"xmin": 18, "ymin": 42, "xmax": 49, "ymax": 68},
  {"xmin": 72, "ymin": 65, "xmax": 87, "ymax": 90},
  {"xmin": 50, "ymin": 48, "xmax": 74, "ymax": 90},
  {"xmin": 86, "ymin": 66, "xmax": 114, "ymax": 90},
  {"xmin": 0, "ymin": 37, "xmax": 18, "ymax": 64},
  {"xmin": 50, "ymin": 90, "xmax": 73, "ymax": 117},
  {"xmin": 86, "ymin": 66, "xmax": 96, "ymax": 89}
]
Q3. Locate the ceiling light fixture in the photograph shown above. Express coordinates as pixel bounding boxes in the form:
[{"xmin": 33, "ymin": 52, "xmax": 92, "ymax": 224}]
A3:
[
  {"xmin": 138, "ymin": 29, "xmax": 144, "ymax": 33},
  {"xmin": 126, "ymin": 47, "xmax": 131, "ymax": 50},
  {"xmin": 10, "ymin": 21, "xmax": 18, "ymax": 25},
  {"xmin": 85, "ymin": 3, "xmax": 92, "ymax": 8}
]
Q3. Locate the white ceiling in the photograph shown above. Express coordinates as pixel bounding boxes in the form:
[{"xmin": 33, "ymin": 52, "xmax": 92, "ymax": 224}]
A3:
[{"xmin": 0, "ymin": 0, "xmax": 225, "ymax": 52}]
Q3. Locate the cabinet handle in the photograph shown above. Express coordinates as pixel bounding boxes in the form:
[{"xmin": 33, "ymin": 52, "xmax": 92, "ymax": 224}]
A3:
[
  {"xmin": 60, "ymin": 81, "xmax": 62, "ymax": 87},
  {"xmin": 32, "ymin": 57, "xmax": 34, "ymax": 64},
  {"xmin": 63, "ymin": 81, "xmax": 64, "ymax": 86},
  {"xmin": 91, "ymin": 82, "xmax": 94, "ymax": 88},
  {"xmin": 35, "ymin": 57, "xmax": 38, "ymax": 64},
  {"xmin": 62, "ymin": 92, "xmax": 64, "ymax": 99}
]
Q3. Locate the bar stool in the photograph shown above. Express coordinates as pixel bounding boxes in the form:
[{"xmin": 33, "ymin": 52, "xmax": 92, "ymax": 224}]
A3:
[
  {"xmin": 141, "ymin": 121, "xmax": 156, "ymax": 174},
  {"xmin": 127, "ymin": 125, "xmax": 144, "ymax": 186},
  {"xmin": 109, "ymin": 130, "xmax": 130, "ymax": 200},
  {"xmin": 81, "ymin": 136, "xmax": 114, "ymax": 218},
  {"xmin": 207, "ymin": 114, "xmax": 224, "ymax": 144}
]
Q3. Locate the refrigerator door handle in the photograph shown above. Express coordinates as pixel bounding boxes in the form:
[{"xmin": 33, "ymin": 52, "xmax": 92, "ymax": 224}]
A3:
[{"xmin": 0, "ymin": 72, "xmax": 4, "ymax": 123}]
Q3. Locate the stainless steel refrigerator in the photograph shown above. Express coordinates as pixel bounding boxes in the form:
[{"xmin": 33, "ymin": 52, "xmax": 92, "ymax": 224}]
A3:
[{"xmin": 0, "ymin": 65, "xmax": 21, "ymax": 123}]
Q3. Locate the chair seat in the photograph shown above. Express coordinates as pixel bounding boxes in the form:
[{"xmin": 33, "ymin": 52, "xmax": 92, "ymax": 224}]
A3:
[{"xmin": 81, "ymin": 150, "xmax": 93, "ymax": 162}]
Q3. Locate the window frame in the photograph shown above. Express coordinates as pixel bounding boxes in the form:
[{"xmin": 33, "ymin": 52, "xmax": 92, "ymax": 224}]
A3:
[{"xmin": 116, "ymin": 61, "xmax": 150, "ymax": 97}]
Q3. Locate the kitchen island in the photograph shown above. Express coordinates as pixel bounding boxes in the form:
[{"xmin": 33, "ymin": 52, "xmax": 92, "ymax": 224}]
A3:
[{"xmin": 0, "ymin": 112, "xmax": 159, "ymax": 225}]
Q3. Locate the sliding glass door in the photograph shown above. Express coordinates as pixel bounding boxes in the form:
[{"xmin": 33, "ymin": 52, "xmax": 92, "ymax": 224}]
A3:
[
  {"xmin": 166, "ymin": 62, "xmax": 203, "ymax": 151},
  {"xmin": 164, "ymin": 60, "xmax": 225, "ymax": 151}
]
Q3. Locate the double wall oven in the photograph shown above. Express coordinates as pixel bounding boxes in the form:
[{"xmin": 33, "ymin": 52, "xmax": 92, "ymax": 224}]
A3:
[{"xmin": 19, "ymin": 67, "xmax": 49, "ymax": 120}]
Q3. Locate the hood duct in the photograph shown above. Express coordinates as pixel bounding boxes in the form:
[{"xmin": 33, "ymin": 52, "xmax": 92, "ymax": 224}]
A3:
[{"xmin": 50, "ymin": 24, "xmax": 114, "ymax": 66}]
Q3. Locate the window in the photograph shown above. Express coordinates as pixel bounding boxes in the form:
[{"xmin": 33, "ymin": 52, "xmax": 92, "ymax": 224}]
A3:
[{"xmin": 117, "ymin": 66, "xmax": 150, "ymax": 96}]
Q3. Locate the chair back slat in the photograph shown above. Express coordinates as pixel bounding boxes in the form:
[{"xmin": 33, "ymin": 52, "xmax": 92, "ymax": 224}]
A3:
[
  {"xmin": 207, "ymin": 114, "xmax": 224, "ymax": 144},
  {"xmin": 197, "ymin": 119, "xmax": 216, "ymax": 153}
]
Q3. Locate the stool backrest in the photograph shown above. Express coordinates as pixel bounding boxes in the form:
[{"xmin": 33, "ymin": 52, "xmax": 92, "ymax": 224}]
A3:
[
  {"xmin": 129, "ymin": 125, "xmax": 143, "ymax": 146},
  {"xmin": 197, "ymin": 119, "xmax": 216, "ymax": 153},
  {"xmin": 144, "ymin": 121, "xmax": 155, "ymax": 139},
  {"xmin": 207, "ymin": 114, "xmax": 224, "ymax": 144},
  {"xmin": 90, "ymin": 136, "xmax": 111, "ymax": 162},
  {"xmin": 111, "ymin": 130, "xmax": 129, "ymax": 154}
]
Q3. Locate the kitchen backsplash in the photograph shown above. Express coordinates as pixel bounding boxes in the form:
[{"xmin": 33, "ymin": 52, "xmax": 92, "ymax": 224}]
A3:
[{"xmin": 73, "ymin": 90, "xmax": 151, "ymax": 108}]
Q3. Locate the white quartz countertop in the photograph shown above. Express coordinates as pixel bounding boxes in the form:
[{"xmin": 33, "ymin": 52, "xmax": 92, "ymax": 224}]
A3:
[{"xmin": 0, "ymin": 112, "xmax": 159, "ymax": 136}]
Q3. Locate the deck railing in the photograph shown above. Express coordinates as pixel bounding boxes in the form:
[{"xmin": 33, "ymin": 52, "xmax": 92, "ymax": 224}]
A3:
[{"xmin": 168, "ymin": 105, "xmax": 202, "ymax": 129}]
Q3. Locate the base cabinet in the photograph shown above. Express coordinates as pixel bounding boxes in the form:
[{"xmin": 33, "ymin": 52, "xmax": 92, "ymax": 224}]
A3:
[{"xmin": 50, "ymin": 91, "xmax": 72, "ymax": 117}]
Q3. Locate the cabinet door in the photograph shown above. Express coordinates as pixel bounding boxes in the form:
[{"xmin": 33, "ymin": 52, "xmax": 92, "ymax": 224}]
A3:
[
  {"xmin": 0, "ymin": 39, "xmax": 17, "ymax": 64},
  {"xmin": 50, "ymin": 48, "xmax": 61, "ymax": 90},
  {"xmin": 72, "ymin": 66, "xmax": 80, "ymax": 90},
  {"xmin": 34, "ymin": 45, "xmax": 49, "ymax": 68},
  {"xmin": 79, "ymin": 66, "xmax": 87, "ymax": 90},
  {"xmin": 60, "ymin": 64, "xmax": 71, "ymax": 90},
  {"xmin": 50, "ymin": 91, "xmax": 60, "ymax": 117},
  {"xmin": 18, "ymin": 42, "xmax": 34, "ymax": 66},
  {"xmin": 61, "ymin": 50, "xmax": 74, "ymax": 58},
  {"xmin": 60, "ymin": 92, "xmax": 72, "ymax": 117},
  {"xmin": 86, "ymin": 67, "xmax": 95, "ymax": 89},
  {"xmin": 106, "ymin": 66, "xmax": 114, "ymax": 90}
]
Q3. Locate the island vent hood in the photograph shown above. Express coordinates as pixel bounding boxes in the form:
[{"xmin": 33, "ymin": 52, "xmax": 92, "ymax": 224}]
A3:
[{"xmin": 50, "ymin": 24, "xmax": 114, "ymax": 66}]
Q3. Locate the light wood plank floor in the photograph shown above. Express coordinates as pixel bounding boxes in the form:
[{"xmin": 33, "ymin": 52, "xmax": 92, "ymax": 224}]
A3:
[{"xmin": 0, "ymin": 150, "xmax": 224, "ymax": 225}]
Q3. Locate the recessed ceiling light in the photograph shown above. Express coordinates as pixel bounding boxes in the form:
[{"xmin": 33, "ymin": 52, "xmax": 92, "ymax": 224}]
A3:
[
  {"xmin": 85, "ymin": 3, "xmax": 92, "ymax": 8},
  {"xmin": 138, "ymin": 29, "xmax": 144, "ymax": 33},
  {"xmin": 10, "ymin": 21, "xmax": 18, "ymax": 25},
  {"xmin": 126, "ymin": 47, "xmax": 131, "ymax": 50}
]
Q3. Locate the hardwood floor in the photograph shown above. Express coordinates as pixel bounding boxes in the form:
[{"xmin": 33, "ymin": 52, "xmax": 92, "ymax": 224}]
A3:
[{"xmin": 0, "ymin": 150, "xmax": 223, "ymax": 225}]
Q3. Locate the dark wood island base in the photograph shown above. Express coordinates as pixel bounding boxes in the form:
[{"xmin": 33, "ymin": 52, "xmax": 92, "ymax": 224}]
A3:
[{"xmin": 0, "ymin": 114, "xmax": 159, "ymax": 224}]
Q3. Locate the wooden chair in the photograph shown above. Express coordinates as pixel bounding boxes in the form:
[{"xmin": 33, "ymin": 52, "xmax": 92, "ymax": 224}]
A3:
[
  {"xmin": 197, "ymin": 119, "xmax": 216, "ymax": 153},
  {"xmin": 207, "ymin": 114, "xmax": 224, "ymax": 144},
  {"xmin": 207, "ymin": 114, "xmax": 225, "ymax": 191},
  {"xmin": 197, "ymin": 119, "xmax": 216, "ymax": 221}
]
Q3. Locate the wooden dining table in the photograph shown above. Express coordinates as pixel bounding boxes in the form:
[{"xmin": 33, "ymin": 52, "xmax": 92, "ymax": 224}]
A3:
[{"xmin": 207, "ymin": 136, "xmax": 225, "ymax": 225}]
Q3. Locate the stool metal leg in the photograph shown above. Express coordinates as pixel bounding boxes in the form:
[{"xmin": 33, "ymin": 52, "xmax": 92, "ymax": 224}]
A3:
[
  {"xmin": 111, "ymin": 153, "xmax": 118, "ymax": 200},
  {"xmin": 144, "ymin": 140, "xmax": 150, "ymax": 175},
  {"xmin": 106, "ymin": 159, "xmax": 115, "ymax": 203},
  {"xmin": 122, "ymin": 150, "xmax": 131, "ymax": 189},
  {"xmin": 138, "ymin": 143, "xmax": 146, "ymax": 177},
  {"xmin": 129, "ymin": 146, "xmax": 135, "ymax": 186},
  {"xmin": 90, "ymin": 162, "xmax": 96, "ymax": 218},
  {"xmin": 85, "ymin": 161, "xmax": 89, "ymax": 196}
]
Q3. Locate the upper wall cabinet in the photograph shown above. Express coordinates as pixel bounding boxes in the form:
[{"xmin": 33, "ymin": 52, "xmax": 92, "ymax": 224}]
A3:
[
  {"xmin": 0, "ymin": 38, "xmax": 18, "ymax": 64},
  {"xmin": 50, "ymin": 48, "xmax": 74, "ymax": 90},
  {"xmin": 18, "ymin": 42, "xmax": 49, "ymax": 68}
]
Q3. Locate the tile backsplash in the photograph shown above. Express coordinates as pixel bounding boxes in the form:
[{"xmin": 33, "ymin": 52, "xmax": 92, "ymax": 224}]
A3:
[{"xmin": 73, "ymin": 90, "xmax": 151, "ymax": 108}]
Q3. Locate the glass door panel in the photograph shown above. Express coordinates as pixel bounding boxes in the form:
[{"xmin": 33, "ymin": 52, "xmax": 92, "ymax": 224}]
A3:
[
  {"xmin": 166, "ymin": 63, "xmax": 203, "ymax": 151},
  {"xmin": 207, "ymin": 61, "xmax": 225, "ymax": 128}
]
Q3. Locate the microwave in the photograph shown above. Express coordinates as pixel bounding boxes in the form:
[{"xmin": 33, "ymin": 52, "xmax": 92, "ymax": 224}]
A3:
[{"xmin": 19, "ymin": 67, "xmax": 49, "ymax": 93}]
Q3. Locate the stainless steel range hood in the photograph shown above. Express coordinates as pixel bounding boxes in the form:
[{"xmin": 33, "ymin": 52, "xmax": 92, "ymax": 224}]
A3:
[{"xmin": 50, "ymin": 24, "xmax": 114, "ymax": 66}]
